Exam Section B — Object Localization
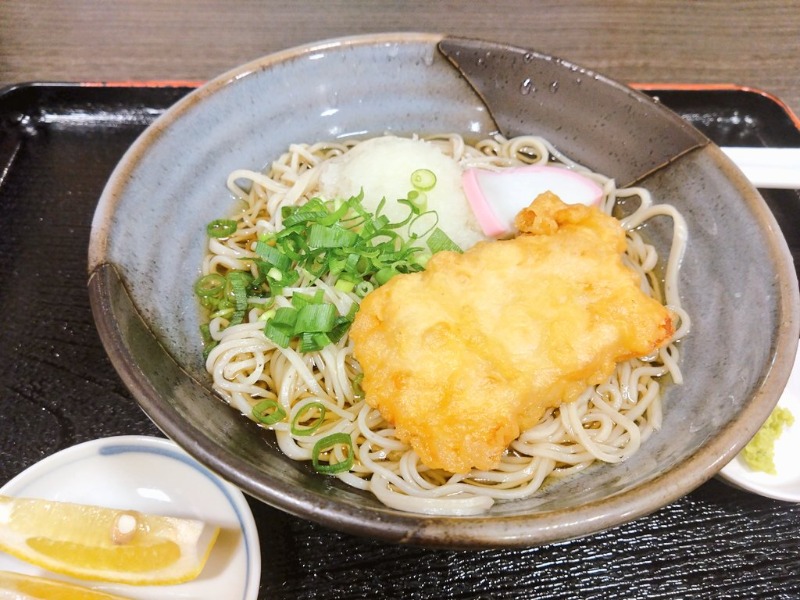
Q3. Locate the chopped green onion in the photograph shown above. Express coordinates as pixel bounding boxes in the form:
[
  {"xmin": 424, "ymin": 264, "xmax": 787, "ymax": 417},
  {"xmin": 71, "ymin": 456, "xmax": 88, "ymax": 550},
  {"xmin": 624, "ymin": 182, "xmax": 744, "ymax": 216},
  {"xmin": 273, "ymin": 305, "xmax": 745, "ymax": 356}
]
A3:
[
  {"xmin": 307, "ymin": 223, "xmax": 359, "ymax": 248},
  {"xmin": 354, "ymin": 280, "xmax": 374, "ymax": 298},
  {"xmin": 375, "ymin": 266, "xmax": 399, "ymax": 285},
  {"xmin": 225, "ymin": 271, "xmax": 250, "ymax": 326},
  {"xmin": 352, "ymin": 373, "xmax": 365, "ymax": 400},
  {"xmin": 298, "ymin": 331, "xmax": 332, "ymax": 353},
  {"xmin": 198, "ymin": 188, "xmax": 441, "ymax": 354},
  {"xmin": 328, "ymin": 308, "xmax": 357, "ymax": 345},
  {"xmin": 264, "ymin": 306, "xmax": 298, "ymax": 347},
  {"xmin": 402, "ymin": 190, "xmax": 428, "ymax": 214},
  {"xmin": 294, "ymin": 303, "xmax": 337, "ymax": 334},
  {"xmin": 252, "ymin": 399, "xmax": 286, "ymax": 425},
  {"xmin": 410, "ymin": 168, "xmax": 437, "ymax": 191},
  {"xmin": 318, "ymin": 200, "xmax": 351, "ymax": 226},
  {"xmin": 258, "ymin": 308, "xmax": 276, "ymax": 321},
  {"xmin": 206, "ymin": 219, "xmax": 237, "ymax": 238},
  {"xmin": 210, "ymin": 307, "xmax": 234, "ymax": 319},
  {"xmin": 227, "ymin": 272, "xmax": 249, "ymax": 307},
  {"xmin": 291, "ymin": 402, "xmax": 327, "ymax": 436},
  {"xmin": 413, "ymin": 251, "xmax": 432, "ymax": 269},
  {"xmin": 199, "ymin": 323, "xmax": 218, "ymax": 359},
  {"xmin": 334, "ymin": 279, "xmax": 356, "ymax": 293},
  {"xmin": 194, "ymin": 273, "xmax": 226, "ymax": 298},
  {"xmin": 255, "ymin": 240, "xmax": 293, "ymax": 271},
  {"xmin": 263, "ymin": 298, "xmax": 345, "ymax": 349},
  {"xmin": 344, "ymin": 253, "xmax": 362, "ymax": 272},
  {"xmin": 407, "ymin": 211, "xmax": 438, "ymax": 240},
  {"xmin": 427, "ymin": 227, "xmax": 463, "ymax": 254},
  {"xmin": 312, "ymin": 432, "xmax": 355, "ymax": 474},
  {"xmin": 264, "ymin": 324, "xmax": 291, "ymax": 348},
  {"xmin": 291, "ymin": 290, "xmax": 324, "ymax": 309},
  {"xmin": 265, "ymin": 265, "xmax": 298, "ymax": 294},
  {"xmin": 272, "ymin": 306, "xmax": 299, "ymax": 326}
]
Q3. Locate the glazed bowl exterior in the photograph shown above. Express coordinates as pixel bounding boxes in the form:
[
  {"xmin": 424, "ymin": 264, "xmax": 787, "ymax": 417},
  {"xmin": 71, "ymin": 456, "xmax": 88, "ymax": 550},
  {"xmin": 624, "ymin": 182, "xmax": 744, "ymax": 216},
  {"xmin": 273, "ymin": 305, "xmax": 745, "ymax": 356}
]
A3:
[{"xmin": 88, "ymin": 33, "xmax": 799, "ymax": 547}]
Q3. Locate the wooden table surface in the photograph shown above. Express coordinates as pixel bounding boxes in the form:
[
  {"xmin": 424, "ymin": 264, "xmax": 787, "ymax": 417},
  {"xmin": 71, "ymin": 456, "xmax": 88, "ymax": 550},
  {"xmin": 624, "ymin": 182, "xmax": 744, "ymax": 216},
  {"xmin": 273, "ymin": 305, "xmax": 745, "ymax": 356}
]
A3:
[{"xmin": 2, "ymin": 0, "xmax": 799, "ymax": 117}]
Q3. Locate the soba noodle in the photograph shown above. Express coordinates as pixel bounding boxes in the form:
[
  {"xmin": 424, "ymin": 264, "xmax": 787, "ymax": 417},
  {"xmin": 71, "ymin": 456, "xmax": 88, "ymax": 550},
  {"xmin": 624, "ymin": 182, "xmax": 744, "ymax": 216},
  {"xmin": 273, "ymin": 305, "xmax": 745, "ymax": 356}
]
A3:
[{"xmin": 199, "ymin": 134, "xmax": 690, "ymax": 516}]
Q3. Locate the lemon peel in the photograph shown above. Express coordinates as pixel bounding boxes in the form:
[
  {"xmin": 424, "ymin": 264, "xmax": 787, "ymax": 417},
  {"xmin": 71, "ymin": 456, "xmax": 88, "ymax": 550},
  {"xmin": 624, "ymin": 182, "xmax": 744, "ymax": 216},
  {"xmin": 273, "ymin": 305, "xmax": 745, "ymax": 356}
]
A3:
[
  {"xmin": 0, "ymin": 495, "xmax": 219, "ymax": 585},
  {"xmin": 0, "ymin": 570, "xmax": 135, "ymax": 599}
]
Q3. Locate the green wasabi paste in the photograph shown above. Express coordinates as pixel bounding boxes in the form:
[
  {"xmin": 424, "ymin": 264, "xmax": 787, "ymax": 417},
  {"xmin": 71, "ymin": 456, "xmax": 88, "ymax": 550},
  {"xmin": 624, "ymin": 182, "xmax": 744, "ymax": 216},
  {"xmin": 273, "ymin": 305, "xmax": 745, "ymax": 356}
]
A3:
[{"xmin": 742, "ymin": 407, "xmax": 794, "ymax": 475}]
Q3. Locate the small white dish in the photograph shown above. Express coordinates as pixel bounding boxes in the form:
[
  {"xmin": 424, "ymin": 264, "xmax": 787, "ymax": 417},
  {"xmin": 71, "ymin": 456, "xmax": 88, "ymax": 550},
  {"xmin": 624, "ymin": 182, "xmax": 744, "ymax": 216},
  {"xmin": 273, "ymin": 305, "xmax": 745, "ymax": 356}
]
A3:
[
  {"xmin": 719, "ymin": 350, "xmax": 800, "ymax": 502},
  {"xmin": 0, "ymin": 435, "xmax": 260, "ymax": 599}
]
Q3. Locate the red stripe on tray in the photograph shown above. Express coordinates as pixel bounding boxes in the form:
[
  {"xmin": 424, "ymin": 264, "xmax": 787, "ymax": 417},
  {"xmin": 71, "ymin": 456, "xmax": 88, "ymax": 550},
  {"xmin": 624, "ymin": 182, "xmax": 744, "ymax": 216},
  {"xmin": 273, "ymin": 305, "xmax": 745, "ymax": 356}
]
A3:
[{"xmin": 631, "ymin": 82, "xmax": 800, "ymax": 131}]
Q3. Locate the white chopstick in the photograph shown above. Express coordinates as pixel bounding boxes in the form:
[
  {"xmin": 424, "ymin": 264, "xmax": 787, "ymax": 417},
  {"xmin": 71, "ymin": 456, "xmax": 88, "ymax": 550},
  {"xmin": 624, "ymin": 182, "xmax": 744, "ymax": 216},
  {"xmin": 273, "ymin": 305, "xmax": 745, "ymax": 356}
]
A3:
[{"xmin": 721, "ymin": 147, "xmax": 800, "ymax": 189}]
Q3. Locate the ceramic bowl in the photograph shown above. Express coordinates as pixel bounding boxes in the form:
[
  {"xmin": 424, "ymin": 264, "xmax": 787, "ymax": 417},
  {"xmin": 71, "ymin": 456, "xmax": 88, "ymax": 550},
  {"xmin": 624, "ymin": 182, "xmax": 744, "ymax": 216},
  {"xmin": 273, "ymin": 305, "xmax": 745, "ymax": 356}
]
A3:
[{"xmin": 87, "ymin": 33, "xmax": 799, "ymax": 547}]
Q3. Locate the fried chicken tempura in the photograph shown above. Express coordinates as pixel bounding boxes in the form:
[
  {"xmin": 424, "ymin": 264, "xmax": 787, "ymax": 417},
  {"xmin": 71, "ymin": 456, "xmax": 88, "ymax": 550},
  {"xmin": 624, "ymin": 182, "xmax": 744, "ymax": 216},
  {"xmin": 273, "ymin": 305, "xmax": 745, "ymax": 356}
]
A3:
[{"xmin": 349, "ymin": 192, "xmax": 674, "ymax": 474}]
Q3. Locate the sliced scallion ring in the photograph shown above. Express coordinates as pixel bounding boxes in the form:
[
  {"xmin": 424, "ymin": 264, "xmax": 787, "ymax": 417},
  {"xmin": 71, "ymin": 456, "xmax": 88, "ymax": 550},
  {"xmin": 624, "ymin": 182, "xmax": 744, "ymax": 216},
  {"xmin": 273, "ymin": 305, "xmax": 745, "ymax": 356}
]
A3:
[
  {"xmin": 252, "ymin": 399, "xmax": 287, "ymax": 425},
  {"xmin": 206, "ymin": 219, "xmax": 238, "ymax": 238},
  {"xmin": 291, "ymin": 401, "xmax": 327, "ymax": 436},
  {"xmin": 312, "ymin": 432, "xmax": 355, "ymax": 474},
  {"xmin": 410, "ymin": 168, "xmax": 437, "ymax": 191},
  {"xmin": 194, "ymin": 273, "xmax": 226, "ymax": 298},
  {"xmin": 405, "ymin": 190, "xmax": 428, "ymax": 213},
  {"xmin": 354, "ymin": 280, "xmax": 374, "ymax": 298}
]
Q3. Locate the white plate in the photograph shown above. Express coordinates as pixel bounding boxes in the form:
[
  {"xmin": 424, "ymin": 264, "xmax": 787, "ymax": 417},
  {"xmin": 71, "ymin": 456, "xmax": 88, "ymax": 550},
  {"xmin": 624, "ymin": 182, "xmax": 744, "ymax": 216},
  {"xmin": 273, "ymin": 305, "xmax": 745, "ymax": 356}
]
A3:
[
  {"xmin": 719, "ymin": 350, "xmax": 800, "ymax": 502},
  {"xmin": 0, "ymin": 435, "xmax": 261, "ymax": 599}
]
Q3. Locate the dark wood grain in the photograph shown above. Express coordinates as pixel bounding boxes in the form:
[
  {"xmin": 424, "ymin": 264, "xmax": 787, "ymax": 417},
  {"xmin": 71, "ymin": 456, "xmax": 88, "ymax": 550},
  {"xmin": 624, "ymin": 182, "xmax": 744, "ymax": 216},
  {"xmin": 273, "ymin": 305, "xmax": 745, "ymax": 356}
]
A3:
[{"xmin": 1, "ymin": 0, "xmax": 798, "ymax": 116}]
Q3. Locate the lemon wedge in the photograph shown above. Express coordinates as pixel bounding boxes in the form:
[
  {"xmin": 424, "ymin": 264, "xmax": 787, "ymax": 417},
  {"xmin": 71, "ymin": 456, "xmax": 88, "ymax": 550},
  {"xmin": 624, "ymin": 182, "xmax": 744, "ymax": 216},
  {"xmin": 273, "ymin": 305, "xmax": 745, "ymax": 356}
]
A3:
[
  {"xmin": 0, "ymin": 570, "xmax": 134, "ymax": 599},
  {"xmin": 0, "ymin": 495, "xmax": 219, "ymax": 585}
]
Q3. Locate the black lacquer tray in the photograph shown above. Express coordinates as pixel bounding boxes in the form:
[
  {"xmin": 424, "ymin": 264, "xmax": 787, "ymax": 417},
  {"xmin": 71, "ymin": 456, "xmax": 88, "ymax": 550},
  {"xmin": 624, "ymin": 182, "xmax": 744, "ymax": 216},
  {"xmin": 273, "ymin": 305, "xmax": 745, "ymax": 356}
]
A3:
[{"xmin": 1, "ymin": 82, "xmax": 799, "ymax": 599}]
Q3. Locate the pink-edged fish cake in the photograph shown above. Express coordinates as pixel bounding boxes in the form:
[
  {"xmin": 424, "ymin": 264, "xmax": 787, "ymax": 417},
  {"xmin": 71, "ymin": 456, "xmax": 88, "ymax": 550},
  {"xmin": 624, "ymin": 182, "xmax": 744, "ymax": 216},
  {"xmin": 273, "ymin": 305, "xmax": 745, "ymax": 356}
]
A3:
[{"xmin": 462, "ymin": 165, "xmax": 604, "ymax": 237}]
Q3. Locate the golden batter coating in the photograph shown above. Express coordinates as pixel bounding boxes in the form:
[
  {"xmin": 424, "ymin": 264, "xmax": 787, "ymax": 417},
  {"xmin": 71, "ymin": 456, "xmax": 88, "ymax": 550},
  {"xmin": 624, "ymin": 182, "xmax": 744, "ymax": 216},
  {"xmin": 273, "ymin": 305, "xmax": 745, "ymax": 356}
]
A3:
[{"xmin": 349, "ymin": 192, "xmax": 674, "ymax": 474}]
